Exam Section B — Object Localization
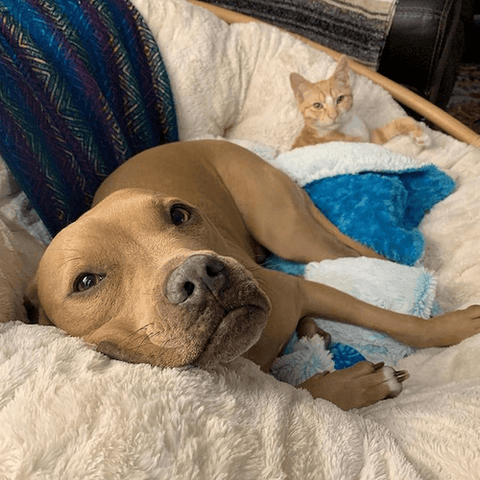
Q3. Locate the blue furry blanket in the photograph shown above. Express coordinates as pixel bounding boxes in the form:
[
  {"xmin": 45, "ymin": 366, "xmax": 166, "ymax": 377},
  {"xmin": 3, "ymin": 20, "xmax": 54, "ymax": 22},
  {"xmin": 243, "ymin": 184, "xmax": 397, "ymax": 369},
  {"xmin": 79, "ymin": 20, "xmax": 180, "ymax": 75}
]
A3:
[
  {"xmin": 305, "ymin": 167, "xmax": 453, "ymax": 266},
  {"xmin": 273, "ymin": 142, "xmax": 455, "ymax": 266}
]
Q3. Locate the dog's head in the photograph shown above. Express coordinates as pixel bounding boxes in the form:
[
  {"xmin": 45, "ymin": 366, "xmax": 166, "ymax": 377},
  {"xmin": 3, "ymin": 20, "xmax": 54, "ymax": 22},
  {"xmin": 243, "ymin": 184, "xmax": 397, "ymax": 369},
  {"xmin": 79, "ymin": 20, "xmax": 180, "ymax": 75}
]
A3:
[{"xmin": 26, "ymin": 189, "xmax": 270, "ymax": 368}]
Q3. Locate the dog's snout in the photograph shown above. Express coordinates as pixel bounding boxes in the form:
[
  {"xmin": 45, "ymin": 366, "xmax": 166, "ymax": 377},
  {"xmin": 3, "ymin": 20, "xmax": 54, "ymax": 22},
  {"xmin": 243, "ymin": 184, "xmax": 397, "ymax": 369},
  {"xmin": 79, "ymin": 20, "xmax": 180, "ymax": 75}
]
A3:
[{"xmin": 165, "ymin": 255, "xmax": 230, "ymax": 305}]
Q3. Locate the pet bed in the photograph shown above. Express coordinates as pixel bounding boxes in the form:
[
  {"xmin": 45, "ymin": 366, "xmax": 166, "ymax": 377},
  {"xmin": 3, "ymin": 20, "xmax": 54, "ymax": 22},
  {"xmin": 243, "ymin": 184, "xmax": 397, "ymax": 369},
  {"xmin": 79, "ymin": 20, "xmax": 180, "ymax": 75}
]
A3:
[{"xmin": 1, "ymin": 0, "xmax": 480, "ymax": 478}]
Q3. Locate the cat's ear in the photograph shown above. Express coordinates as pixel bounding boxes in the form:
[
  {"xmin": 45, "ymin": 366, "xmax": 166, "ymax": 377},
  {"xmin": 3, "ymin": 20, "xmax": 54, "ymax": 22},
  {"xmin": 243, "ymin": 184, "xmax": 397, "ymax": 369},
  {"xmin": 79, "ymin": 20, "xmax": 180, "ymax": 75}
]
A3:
[
  {"xmin": 290, "ymin": 73, "xmax": 311, "ymax": 102},
  {"xmin": 334, "ymin": 55, "xmax": 350, "ymax": 88}
]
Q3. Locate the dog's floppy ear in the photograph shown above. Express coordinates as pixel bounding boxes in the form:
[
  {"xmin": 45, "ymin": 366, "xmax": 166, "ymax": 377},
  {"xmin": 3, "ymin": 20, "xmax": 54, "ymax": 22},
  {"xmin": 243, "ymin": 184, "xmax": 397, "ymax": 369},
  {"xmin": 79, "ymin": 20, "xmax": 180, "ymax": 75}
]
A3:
[{"xmin": 23, "ymin": 276, "xmax": 54, "ymax": 326}]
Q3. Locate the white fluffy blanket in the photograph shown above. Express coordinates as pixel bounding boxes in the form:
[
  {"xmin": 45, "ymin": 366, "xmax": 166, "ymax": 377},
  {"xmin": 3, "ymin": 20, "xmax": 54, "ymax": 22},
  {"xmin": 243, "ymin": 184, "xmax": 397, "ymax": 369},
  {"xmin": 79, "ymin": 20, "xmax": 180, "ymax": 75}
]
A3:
[
  {"xmin": 2, "ymin": 0, "xmax": 480, "ymax": 478},
  {"xmin": 2, "ymin": 321, "xmax": 480, "ymax": 479}
]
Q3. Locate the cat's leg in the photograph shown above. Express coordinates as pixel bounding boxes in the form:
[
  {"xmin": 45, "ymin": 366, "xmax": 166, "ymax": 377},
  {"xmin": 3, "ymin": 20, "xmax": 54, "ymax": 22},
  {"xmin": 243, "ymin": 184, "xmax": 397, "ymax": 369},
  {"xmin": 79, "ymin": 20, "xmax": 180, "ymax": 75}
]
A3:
[
  {"xmin": 371, "ymin": 117, "xmax": 430, "ymax": 146},
  {"xmin": 291, "ymin": 133, "xmax": 323, "ymax": 150},
  {"xmin": 291, "ymin": 129, "xmax": 362, "ymax": 150},
  {"xmin": 326, "ymin": 131, "xmax": 363, "ymax": 143}
]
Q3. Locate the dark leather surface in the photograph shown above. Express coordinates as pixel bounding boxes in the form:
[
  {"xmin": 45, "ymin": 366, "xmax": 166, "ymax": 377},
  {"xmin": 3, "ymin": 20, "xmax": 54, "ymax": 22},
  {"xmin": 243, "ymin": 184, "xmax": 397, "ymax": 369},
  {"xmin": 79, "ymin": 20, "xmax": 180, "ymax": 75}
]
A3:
[{"xmin": 379, "ymin": 0, "xmax": 471, "ymax": 108}]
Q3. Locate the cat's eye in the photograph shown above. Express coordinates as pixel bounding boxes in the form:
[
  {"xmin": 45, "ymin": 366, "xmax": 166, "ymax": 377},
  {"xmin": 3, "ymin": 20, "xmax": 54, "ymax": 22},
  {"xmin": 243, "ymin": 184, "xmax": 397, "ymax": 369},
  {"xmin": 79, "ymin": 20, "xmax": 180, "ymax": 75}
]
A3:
[
  {"xmin": 313, "ymin": 102, "xmax": 323, "ymax": 109},
  {"xmin": 170, "ymin": 204, "xmax": 191, "ymax": 226},
  {"xmin": 73, "ymin": 273, "xmax": 105, "ymax": 293},
  {"xmin": 336, "ymin": 96, "xmax": 345, "ymax": 104}
]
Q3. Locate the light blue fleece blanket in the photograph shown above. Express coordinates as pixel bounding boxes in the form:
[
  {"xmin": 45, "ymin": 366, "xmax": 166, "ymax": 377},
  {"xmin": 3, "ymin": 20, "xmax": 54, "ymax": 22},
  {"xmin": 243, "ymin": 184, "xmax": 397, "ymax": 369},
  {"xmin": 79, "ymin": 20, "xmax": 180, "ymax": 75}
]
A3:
[
  {"xmin": 269, "ymin": 257, "xmax": 438, "ymax": 385},
  {"xmin": 229, "ymin": 140, "xmax": 454, "ymax": 384}
]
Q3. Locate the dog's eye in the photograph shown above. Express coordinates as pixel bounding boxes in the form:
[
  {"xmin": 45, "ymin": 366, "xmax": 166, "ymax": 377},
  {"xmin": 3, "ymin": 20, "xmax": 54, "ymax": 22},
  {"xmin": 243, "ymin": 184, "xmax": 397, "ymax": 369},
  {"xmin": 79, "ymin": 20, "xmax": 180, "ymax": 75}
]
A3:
[
  {"xmin": 73, "ymin": 273, "xmax": 105, "ymax": 293},
  {"xmin": 170, "ymin": 205, "xmax": 191, "ymax": 226}
]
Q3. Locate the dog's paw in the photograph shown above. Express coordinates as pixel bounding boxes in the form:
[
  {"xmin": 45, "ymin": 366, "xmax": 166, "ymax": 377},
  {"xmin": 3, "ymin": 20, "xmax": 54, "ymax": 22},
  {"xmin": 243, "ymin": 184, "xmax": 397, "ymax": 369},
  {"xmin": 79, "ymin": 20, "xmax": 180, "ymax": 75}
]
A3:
[
  {"xmin": 414, "ymin": 305, "xmax": 480, "ymax": 348},
  {"xmin": 296, "ymin": 361, "xmax": 409, "ymax": 410}
]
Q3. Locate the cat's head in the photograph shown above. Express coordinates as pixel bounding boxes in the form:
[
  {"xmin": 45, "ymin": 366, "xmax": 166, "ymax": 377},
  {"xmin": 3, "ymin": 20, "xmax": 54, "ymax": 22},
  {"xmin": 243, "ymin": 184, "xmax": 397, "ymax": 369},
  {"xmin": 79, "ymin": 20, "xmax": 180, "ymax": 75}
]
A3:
[{"xmin": 290, "ymin": 56, "xmax": 353, "ymax": 131}]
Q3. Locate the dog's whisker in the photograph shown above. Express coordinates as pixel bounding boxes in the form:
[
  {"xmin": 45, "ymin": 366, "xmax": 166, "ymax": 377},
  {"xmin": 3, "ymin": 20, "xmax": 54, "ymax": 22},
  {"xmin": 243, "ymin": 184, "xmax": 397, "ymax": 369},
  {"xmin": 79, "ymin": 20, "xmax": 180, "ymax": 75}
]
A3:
[
  {"xmin": 133, "ymin": 328, "xmax": 186, "ymax": 352},
  {"xmin": 124, "ymin": 324, "xmax": 172, "ymax": 353},
  {"xmin": 132, "ymin": 334, "xmax": 150, "ymax": 354},
  {"xmin": 118, "ymin": 324, "xmax": 152, "ymax": 348},
  {"xmin": 132, "ymin": 329, "xmax": 172, "ymax": 354}
]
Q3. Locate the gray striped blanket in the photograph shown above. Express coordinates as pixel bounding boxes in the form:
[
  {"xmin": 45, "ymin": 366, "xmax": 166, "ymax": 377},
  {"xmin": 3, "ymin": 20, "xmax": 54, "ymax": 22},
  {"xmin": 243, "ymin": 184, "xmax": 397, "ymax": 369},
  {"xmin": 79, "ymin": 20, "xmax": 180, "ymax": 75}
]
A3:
[{"xmin": 200, "ymin": 0, "xmax": 397, "ymax": 69}]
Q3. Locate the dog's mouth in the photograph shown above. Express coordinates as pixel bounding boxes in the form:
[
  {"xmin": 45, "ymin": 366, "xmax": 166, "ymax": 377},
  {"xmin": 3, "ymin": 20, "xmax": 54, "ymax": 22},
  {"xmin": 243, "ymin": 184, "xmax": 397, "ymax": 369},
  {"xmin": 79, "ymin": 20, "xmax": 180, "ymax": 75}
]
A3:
[
  {"xmin": 94, "ymin": 299, "xmax": 269, "ymax": 369},
  {"xmin": 193, "ymin": 299, "xmax": 269, "ymax": 368}
]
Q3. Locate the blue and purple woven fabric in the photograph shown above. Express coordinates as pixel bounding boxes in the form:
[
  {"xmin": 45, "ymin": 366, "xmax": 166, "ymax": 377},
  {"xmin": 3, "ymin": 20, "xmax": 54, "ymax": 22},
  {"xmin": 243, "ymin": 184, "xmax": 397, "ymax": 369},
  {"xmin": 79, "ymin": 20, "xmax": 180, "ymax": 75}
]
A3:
[{"xmin": 0, "ymin": 0, "xmax": 178, "ymax": 235}]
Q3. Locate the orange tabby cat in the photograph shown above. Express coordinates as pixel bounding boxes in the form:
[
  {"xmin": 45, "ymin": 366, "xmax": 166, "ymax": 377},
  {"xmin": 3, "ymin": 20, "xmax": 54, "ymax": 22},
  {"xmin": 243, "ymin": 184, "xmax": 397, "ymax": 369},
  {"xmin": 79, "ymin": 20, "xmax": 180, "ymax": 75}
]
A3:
[{"xmin": 290, "ymin": 56, "xmax": 429, "ymax": 150}]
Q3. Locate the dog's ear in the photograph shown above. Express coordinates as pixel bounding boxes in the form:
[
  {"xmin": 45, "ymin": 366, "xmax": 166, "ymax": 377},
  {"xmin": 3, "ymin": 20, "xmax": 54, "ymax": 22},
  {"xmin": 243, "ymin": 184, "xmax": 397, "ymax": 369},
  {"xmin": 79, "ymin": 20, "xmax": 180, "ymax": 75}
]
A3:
[{"xmin": 23, "ymin": 276, "xmax": 53, "ymax": 325}]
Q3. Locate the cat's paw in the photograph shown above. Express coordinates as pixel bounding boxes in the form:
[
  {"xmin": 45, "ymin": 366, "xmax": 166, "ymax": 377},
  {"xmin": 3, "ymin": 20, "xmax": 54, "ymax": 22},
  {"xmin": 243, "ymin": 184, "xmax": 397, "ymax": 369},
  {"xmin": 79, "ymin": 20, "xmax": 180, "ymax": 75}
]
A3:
[{"xmin": 412, "ymin": 130, "xmax": 431, "ymax": 149}]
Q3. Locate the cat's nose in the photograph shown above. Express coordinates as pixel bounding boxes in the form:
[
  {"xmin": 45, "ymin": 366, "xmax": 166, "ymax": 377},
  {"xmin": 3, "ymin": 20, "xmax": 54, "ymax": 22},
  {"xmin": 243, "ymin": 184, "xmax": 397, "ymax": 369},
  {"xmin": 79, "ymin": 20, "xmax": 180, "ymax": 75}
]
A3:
[{"xmin": 327, "ymin": 109, "xmax": 338, "ymax": 120}]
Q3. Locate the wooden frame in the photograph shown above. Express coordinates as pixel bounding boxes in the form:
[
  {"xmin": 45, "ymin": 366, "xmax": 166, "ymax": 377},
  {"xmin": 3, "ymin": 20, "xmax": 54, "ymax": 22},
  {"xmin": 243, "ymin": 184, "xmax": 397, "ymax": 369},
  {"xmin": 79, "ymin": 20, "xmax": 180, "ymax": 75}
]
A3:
[{"xmin": 189, "ymin": 0, "xmax": 480, "ymax": 148}]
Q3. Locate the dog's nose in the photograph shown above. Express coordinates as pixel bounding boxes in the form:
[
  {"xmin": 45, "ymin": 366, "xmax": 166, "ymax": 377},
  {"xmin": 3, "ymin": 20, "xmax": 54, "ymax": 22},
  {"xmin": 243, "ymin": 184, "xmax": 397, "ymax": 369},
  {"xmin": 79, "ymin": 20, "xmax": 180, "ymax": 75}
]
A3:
[{"xmin": 165, "ymin": 255, "xmax": 230, "ymax": 305}]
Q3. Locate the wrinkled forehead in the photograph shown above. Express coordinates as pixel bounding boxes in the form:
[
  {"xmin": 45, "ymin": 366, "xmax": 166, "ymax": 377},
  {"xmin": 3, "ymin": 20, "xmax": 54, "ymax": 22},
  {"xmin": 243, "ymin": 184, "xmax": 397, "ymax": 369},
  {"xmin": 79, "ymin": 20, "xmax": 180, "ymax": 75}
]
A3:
[
  {"xmin": 89, "ymin": 188, "xmax": 169, "ymax": 222},
  {"xmin": 40, "ymin": 189, "xmax": 178, "ymax": 268}
]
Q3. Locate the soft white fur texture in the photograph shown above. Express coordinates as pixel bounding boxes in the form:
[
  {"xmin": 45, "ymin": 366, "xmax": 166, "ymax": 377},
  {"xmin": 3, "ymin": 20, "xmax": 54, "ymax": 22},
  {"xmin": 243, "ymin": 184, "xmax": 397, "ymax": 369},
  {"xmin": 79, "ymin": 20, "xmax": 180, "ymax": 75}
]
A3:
[
  {"xmin": 2, "ymin": 0, "xmax": 480, "ymax": 478},
  {"xmin": 1, "ymin": 321, "xmax": 480, "ymax": 479}
]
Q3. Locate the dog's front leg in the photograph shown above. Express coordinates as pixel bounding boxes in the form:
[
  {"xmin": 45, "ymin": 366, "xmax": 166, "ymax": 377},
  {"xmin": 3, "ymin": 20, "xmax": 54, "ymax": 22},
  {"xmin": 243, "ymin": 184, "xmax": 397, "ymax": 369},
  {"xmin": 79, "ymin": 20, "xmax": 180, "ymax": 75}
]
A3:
[
  {"xmin": 299, "ymin": 277, "xmax": 480, "ymax": 349},
  {"xmin": 246, "ymin": 268, "xmax": 480, "ymax": 371},
  {"xmin": 244, "ymin": 268, "xmax": 480, "ymax": 409},
  {"xmin": 294, "ymin": 316, "xmax": 408, "ymax": 409},
  {"xmin": 242, "ymin": 268, "xmax": 412, "ymax": 410},
  {"xmin": 296, "ymin": 362, "xmax": 408, "ymax": 409}
]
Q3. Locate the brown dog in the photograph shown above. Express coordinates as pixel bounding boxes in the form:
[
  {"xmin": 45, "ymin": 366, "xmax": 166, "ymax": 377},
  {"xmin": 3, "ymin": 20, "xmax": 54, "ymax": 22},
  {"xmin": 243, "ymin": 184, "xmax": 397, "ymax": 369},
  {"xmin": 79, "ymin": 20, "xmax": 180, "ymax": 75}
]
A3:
[{"xmin": 26, "ymin": 140, "xmax": 480, "ymax": 409}]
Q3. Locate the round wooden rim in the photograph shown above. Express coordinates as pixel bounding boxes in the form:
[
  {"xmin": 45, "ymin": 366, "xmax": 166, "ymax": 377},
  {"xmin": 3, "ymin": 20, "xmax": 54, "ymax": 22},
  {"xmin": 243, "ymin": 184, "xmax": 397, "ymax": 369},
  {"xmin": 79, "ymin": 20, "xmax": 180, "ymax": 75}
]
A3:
[{"xmin": 189, "ymin": 0, "xmax": 480, "ymax": 148}]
